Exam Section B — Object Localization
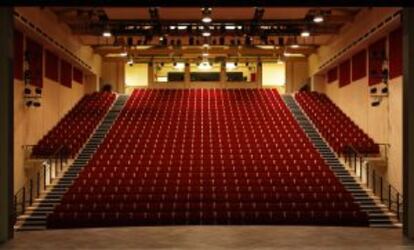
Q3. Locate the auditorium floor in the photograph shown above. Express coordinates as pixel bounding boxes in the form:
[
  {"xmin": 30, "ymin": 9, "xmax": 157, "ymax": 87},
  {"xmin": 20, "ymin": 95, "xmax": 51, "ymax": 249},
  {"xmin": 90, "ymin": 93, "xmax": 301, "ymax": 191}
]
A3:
[{"xmin": 1, "ymin": 226, "xmax": 411, "ymax": 249}]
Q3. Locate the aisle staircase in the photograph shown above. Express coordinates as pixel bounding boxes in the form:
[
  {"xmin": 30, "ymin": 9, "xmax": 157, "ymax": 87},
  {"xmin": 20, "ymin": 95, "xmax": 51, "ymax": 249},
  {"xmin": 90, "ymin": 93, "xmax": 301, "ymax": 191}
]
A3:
[
  {"xmin": 282, "ymin": 94, "xmax": 401, "ymax": 228},
  {"xmin": 14, "ymin": 95, "xmax": 129, "ymax": 231}
]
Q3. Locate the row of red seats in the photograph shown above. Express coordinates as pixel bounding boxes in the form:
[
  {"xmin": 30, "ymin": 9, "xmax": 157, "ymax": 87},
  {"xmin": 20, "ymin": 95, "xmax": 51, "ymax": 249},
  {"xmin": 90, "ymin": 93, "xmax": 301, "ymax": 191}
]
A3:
[
  {"xmin": 48, "ymin": 210, "xmax": 368, "ymax": 228},
  {"xmin": 32, "ymin": 92, "xmax": 115, "ymax": 158},
  {"xmin": 295, "ymin": 92, "xmax": 379, "ymax": 154},
  {"xmin": 48, "ymin": 89, "xmax": 367, "ymax": 228}
]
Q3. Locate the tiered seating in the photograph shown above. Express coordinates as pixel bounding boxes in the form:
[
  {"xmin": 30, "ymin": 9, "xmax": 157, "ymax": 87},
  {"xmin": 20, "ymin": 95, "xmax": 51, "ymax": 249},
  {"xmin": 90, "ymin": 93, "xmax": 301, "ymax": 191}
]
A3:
[
  {"xmin": 47, "ymin": 89, "xmax": 367, "ymax": 228},
  {"xmin": 295, "ymin": 91, "xmax": 379, "ymax": 154},
  {"xmin": 32, "ymin": 92, "xmax": 115, "ymax": 158}
]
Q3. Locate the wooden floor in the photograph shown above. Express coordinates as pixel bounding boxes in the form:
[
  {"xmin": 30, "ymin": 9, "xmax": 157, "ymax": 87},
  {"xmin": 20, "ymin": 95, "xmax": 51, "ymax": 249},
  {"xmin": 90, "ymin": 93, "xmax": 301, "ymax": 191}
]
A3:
[{"xmin": 0, "ymin": 226, "xmax": 410, "ymax": 249}]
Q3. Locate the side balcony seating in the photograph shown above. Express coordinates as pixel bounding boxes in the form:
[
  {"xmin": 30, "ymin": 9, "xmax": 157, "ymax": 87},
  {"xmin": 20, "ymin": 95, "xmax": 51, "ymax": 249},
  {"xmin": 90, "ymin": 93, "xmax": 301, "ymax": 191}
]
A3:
[
  {"xmin": 32, "ymin": 92, "xmax": 115, "ymax": 158},
  {"xmin": 295, "ymin": 91, "xmax": 379, "ymax": 154}
]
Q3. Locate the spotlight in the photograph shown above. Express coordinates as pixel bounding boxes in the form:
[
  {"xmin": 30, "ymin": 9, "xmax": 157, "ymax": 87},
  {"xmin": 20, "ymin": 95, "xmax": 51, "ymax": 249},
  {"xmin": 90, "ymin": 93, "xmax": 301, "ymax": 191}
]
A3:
[
  {"xmin": 202, "ymin": 16, "xmax": 212, "ymax": 23},
  {"xmin": 24, "ymin": 88, "xmax": 31, "ymax": 95},
  {"xmin": 370, "ymin": 87, "xmax": 377, "ymax": 94},
  {"xmin": 290, "ymin": 44, "xmax": 300, "ymax": 49},
  {"xmin": 313, "ymin": 15, "xmax": 324, "ymax": 23},
  {"xmin": 102, "ymin": 30, "xmax": 112, "ymax": 37},
  {"xmin": 202, "ymin": 30, "xmax": 211, "ymax": 37},
  {"xmin": 382, "ymin": 87, "xmax": 388, "ymax": 94},
  {"xmin": 201, "ymin": 7, "xmax": 212, "ymax": 23},
  {"xmin": 33, "ymin": 102, "xmax": 41, "ymax": 108},
  {"xmin": 301, "ymin": 30, "xmax": 311, "ymax": 37},
  {"xmin": 25, "ymin": 100, "xmax": 33, "ymax": 107},
  {"xmin": 371, "ymin": 101, "xmax": 381, "ymax": 107},
  {"xmin": 35, "ymin": 88, "xmax": 42, "ymax": 95}
]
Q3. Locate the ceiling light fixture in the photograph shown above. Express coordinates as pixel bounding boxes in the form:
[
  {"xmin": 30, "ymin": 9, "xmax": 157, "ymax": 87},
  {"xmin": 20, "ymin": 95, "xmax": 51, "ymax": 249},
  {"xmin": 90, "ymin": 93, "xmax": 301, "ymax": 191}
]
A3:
[
  {"xmin": 174, "ymin": 62, "xmax": 185, "ymax": 70},
  {"xmin": 202, "ymin": 30, "xmax": 211, "ymax": 37},
  {"xmin": 313, "ymin": 15, "xmax": 324, "ymax": 23},
  {"xmin": 102, "ymin": 31, "xmax": 112, "ymax": 37},
  {"xmin": 301, "ymin": 30, "xmax": 311, "ymax": 37},
  {"xmin": 201, "ymin": 7, "xmax": 212, "ymax": 23},
  {"xmin": 198, "ymin": 61, "xmax": 213, "ymax": 70}
]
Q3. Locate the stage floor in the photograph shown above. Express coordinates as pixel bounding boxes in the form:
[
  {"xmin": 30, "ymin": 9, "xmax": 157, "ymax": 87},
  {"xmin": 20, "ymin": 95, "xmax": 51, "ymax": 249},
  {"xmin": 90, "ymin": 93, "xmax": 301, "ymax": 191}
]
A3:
[{"xmin": 1, "ymin": 226, "xmax": 410, "ymax": 249}]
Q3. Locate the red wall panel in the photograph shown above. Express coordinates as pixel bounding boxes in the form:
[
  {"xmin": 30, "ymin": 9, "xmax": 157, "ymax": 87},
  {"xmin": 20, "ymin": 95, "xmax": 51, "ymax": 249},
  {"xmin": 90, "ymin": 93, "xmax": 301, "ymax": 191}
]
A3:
[
  {"xmin": 352, "ymin": 50, "xmax": 367, "ymax": 81},
  {"xmin": 339, "ymin": 60, "xmax": 351, "ymax": 87},
  {"xmin": 327, "ymin": 67, "xmax": 338, "ymax": 83},
  {"xmin": 25, "ymin": 37, "xmax": 43, "ymax": 88},
  {"xmin": 45, "ymin": 50, "xmax": 59, "ymax": 82},
  {"xmin": 60, "ymin": 59, "xmax": 72, "ymax": 88},
  {"xmin": 389, "ymin": 27, "xmax": 402, "ymax": 79},
  {"xmin": 368, "ymin": 37, "xmax": 386, "ymax": 86},
  {"xmin": 73, "ymin": 67, "xmax": 83, "ymax": 84},
  {"xmin": 14, "ymin": 30, "xmax": 24, "ymax": 80}
]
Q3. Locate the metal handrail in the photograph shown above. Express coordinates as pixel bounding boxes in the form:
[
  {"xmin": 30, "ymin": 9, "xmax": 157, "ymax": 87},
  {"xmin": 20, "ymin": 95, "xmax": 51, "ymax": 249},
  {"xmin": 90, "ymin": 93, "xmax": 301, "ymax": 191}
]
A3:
[
  {"xmin": 342, "ymin": 144, "xmax": 402, "ymax": 221},
  {"xmin": 14, "ymin": 145, "xmax": 68, "ymax": 223}
]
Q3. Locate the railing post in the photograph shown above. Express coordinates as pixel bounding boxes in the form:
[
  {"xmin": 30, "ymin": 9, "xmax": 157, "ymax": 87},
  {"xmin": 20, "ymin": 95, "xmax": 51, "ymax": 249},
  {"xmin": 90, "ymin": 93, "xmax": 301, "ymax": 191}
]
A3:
[
  {"xmin": 37, "ymin": 172, "xmax": 40, "ymax": 197},
  {"xmin": 397, "ymin": 193, "xmax": 400, "ymax": 221},
  {"xmin": 14, "ymin": 195, "xmax": 17, "ymax": 217},
  {"xmin": 60, "ymin": 151, "xmax": 63, "ymax": 172},
  {"xmin": 366, "ymin": 164, "xmax": 369, "ymax": 187},
  {"xmin": 388, "ymin": 184, "xmax": 392, "ymax": 210},
  {"xmin": 373, "ymin": 170, "xmax": 376, "ymax": 194},
  {"xmin": 354, "ymin": 152, "xmax": 357, "ymax": 173},
  {"xmin": 380, "ymin": 176, "xmax": 383, "ymax": 201},
  {"xmin": 29, "ymin": 179, "xmax": 33, "ymax": 205},
  {"xmin": 43, "ymin": 164, "xmax": 47, "ymax": 190},
  {"xmin": 55, "ymin": 157, "xmax": 58, "ymax": 178},
  {"xmin": 21, "ymin": 187, "xmax": 26, "ymax": 214}
]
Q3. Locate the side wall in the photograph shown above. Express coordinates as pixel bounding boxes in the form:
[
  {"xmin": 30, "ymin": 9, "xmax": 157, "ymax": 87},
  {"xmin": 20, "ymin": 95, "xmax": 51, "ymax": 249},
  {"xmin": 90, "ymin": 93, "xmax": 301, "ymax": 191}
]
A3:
[
  {"xmin": 309, "ymin": 7, "xmax": 402, "ymax": 191},
  {"xmin": 14, "ymin": 8, "xmax": 102, "ymax": 191}
]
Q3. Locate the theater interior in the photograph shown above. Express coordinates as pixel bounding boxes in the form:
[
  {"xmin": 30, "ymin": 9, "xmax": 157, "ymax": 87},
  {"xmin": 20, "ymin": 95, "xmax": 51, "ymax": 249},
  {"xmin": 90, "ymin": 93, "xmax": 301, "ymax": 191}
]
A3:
[{"xmin": 1, "ymin": 3, "xmax": 414, "ymax": 249}]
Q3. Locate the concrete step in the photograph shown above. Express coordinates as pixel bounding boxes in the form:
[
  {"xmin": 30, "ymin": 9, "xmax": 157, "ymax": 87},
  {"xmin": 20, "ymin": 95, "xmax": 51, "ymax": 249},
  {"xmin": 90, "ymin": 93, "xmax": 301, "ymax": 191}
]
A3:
[
  {"xmin": 15, "ymin": 225, "xmax": 46, "ymax": 231},
  {"xmin": 17, "ymin": 215, "xmax": 47, "ymax": 221}
]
